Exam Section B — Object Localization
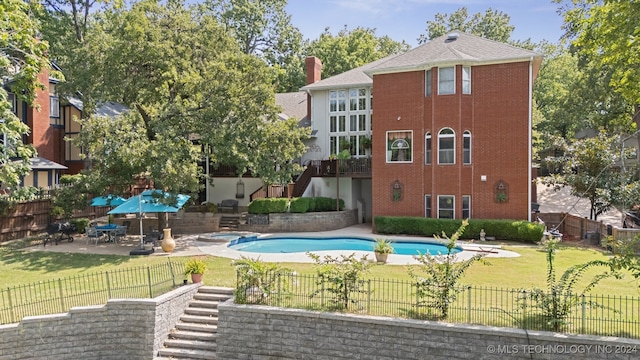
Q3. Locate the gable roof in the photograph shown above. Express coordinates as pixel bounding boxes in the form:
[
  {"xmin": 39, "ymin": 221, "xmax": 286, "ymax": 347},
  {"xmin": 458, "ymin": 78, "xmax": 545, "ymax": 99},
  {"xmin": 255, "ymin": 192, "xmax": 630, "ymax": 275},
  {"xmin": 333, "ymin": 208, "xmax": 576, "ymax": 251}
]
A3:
[
  {"xmin": 300, "ymin": 55, "xmax": 399, "ymax": 92},
  {"xmin": 66, "ymin": 97, "xmax": 129, "ymax": 117},
  {"xmin": 366, "ymin": 31, "xmax": 542, "ymax": 76},
  {"xmin": 300, "ymin": 32, "xmax": 542, "ymax": 91}
]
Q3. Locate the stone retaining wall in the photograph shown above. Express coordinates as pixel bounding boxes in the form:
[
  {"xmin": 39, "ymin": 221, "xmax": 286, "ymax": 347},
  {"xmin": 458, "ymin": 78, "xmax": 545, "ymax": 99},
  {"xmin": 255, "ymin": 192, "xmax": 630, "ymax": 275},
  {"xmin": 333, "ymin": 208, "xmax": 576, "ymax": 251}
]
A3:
[
  {"xmin": 239, "ymin": 209, "xmax": 358, "ymax": 233},
  {"xmin": 0, "ymin": 284, "xmax": 200, "ymax": 360},
  {"xmin": 217, "ymin": 302, "xmax": 640, "ymax": 360}
]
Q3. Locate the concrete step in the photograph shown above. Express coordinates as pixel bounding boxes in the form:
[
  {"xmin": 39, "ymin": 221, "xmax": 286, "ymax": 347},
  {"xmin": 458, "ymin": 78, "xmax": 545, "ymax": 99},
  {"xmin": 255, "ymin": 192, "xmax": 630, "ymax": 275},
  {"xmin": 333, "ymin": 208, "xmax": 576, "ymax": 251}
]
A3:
[
  {"xmin": 180, "ymin": 314, "xmax": 218, "ymax": 325},
  {"xmin": 174, "ymin": 322, "xmax": 218, "ymax": 333},
  {"xmin": 157, "ymin": 347, "xmax": 217, "ymax": 360},
  {"xmin": 170, "ymin": 330, "xmax": 218, "ymax": 341},
  {"xmin": 156, "ymin": 286, "xmax": 233, "ymax": 359},
  {"xmin": 164, "ymin": 339, "xmax": 217, "ymax": 351},
  {"xmin": 184, "ymin": 307, "xmax": 218, "ymax": 317}
]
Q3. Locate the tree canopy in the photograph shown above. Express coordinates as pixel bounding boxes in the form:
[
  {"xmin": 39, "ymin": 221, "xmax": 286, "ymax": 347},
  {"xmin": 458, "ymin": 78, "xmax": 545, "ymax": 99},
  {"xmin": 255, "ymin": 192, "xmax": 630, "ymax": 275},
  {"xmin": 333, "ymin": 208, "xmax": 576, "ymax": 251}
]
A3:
[
  {"xmin": 305, "ymin": 26, "xmax": 409, "ymax": 79},
  {"xmin": 64, "ymin": 0, "xmax": 307, "ymax": 196},
  {"xmin": 418, "ymin": 7, "xmax": 515, "ymax": 44}
]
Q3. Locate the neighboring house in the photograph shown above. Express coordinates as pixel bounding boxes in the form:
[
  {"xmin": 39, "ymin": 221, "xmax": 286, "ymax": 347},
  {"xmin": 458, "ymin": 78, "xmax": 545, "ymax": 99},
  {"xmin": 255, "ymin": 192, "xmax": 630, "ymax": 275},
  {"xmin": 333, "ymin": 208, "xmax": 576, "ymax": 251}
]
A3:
[
  {"xmin": 300, "ymin": 32, "xmax": 543, "ymax": 222},
  {"xmin": 3, "ymin": 66, "xmax": 68, "ymax": 188},
  {"xmin": 3, "ymin": 65, "xmax": 128, "ymax": 189}
]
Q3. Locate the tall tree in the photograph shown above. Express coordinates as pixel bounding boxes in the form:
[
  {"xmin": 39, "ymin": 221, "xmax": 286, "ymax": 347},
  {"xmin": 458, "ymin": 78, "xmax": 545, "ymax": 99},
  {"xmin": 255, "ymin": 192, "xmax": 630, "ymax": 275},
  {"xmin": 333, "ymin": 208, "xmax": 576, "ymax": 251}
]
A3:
[
  {"xmin": 555, "ymin": 0, "xmax": 640, "ymax": 127},
  {"xmin": 306, "ymin": 26, "xmax": 410, "ymax": 79},
  {"xmin": 542, "ymin": 133, "xmax": 629, "ymax": 220},
  {"xmin": 418, "ymin": 7, "xmax": 516, "ymax": 43},
  {"xmin": 71, "ymin": 0, "xmax": 308, "ymax": 196},
  {"xmin": 0, "ymin": 0, "xmax": 48, "ymax": 187},
  {"xmin": 206, "ymin": 0, "xmax": 306, "ymax": 92}
]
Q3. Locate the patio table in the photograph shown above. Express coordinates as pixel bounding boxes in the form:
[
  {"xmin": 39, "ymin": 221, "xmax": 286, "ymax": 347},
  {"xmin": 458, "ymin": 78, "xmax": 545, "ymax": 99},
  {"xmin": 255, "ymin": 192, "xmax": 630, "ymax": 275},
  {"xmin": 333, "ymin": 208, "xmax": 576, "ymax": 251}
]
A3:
[{"xmin": 95, "ymin": 224, "xmax": 119, "ymax": 243}]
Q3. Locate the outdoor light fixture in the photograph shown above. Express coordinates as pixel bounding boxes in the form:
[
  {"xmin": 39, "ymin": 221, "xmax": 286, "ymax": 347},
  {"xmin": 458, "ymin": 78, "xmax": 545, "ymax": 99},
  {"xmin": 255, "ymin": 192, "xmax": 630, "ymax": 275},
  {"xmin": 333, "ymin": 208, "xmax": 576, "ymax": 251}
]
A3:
[{"xmin": 236, "ymin": 179, "xmax": 245, "ymax": 199}]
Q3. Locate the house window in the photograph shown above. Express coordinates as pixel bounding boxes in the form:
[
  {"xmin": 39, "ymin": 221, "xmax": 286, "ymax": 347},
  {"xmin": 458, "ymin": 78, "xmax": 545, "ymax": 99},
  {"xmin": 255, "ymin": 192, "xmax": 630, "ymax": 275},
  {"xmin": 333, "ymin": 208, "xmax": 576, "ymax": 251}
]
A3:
[
  {"xmin": 438, "ymin": 128, "xmax": 455, "ymax": 164},
  {"xmin": 438, "ymin": 195, "xmax": 454, "ymax": 219},
  {"xmin": 350, "ymin": 88, "xmax": 367, "ymax": 111},
  {"xmin": 425, "ymin": 194, "xmax": 432, "ymax": 218},
  {"xmin": 50, "ymin": 96, "xmax": 60, "ymax": 119},
  {"xmin": 463, "ymin": 130, "xmax": 471, "ymax": 164},
  {"xmin": 386, "ymin": 130, "xmax": 412, "ymax": 163},
  {"xmin": 425, "ymin": 132, "xmax": 432, "ymax": 165},
  {"xmin": 462, "ymin": 195, "xmax": 471, "ymax": 219},
  {"xmin": 329, "ymin": 90, "xmax": 346, "ymax": 112},
  {"xmin": 7, "ymin": 93, "xmax": 16, "ymax": 114},
  {"xmin": 438, "ymin": 66, "xmax": 455, "ymax": 95},
  {"xmin": 462, "ymin": 66, "xmax": 471, "ymax": 94},
  {"xmin": 425, "ymin": 69, "xmax": 432, "ymax": 96}
]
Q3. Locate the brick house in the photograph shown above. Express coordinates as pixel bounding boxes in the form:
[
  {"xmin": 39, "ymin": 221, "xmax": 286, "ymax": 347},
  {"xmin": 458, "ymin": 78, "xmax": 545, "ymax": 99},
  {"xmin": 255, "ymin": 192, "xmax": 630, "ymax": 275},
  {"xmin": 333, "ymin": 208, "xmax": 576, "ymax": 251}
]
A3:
[
  {"xmin": 301, "ymin": 32, "xmax": 542, "ymax": 222},
  {"xmin": 5, "ymin": 65, "xmax": 127, "ymax": 188}
]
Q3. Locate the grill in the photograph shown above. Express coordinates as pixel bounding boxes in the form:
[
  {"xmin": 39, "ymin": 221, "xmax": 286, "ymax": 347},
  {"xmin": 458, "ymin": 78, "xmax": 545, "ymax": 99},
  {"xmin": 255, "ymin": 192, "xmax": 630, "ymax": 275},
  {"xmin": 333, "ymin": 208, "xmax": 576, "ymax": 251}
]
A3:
[{"xmin": 44, "ymin": 222, "xmax": 76, "ymax": 246}]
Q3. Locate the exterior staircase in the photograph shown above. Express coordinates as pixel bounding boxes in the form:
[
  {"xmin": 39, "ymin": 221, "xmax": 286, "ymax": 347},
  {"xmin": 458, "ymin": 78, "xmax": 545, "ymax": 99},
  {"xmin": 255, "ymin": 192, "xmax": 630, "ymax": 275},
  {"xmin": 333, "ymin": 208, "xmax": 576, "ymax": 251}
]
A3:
[
  {"xmin": 155, "ymin": 286, "xmax": 234, "ymax": 360},
  {"xmin": 218, "ymin": 215, "xmax": 240, "ymax": 230}
]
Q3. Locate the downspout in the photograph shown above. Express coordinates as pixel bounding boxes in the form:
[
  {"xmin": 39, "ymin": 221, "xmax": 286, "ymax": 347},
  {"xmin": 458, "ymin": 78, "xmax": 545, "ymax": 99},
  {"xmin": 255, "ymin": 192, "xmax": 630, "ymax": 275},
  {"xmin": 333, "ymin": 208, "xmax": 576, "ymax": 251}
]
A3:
[{"xmin": 528, "ymin": 57, "xmax": 533, "ymax": 222}]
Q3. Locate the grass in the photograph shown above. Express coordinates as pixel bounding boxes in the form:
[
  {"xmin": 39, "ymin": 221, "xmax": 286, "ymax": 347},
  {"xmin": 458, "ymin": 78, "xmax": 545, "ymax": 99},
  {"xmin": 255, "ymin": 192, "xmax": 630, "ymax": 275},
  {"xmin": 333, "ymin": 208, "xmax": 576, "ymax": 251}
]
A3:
[{"xmin": 1, "ymin": 239, "xmax": 638, "ymax": 296}]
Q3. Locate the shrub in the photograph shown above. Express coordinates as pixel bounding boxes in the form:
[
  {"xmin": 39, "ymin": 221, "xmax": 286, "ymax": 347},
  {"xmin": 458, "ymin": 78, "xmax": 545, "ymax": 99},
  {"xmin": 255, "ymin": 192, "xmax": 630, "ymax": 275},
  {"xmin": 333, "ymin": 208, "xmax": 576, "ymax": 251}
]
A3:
[
  {"xmin": 233, "ymin": 257, "xmax": 290, "ymax": 304},
  {"xmin": 248, "ymin": 198, "xmax": 289, "ymax": 214},
  {"xmin": 374, "ymin": 216, "xmax": 544, "ymax": 243},
  {"xmin": 70, "ymin": 218, "xmax": 90, "ymax": 233},
  {"xmin": 314, "ymin": 197, "xmax": 344, "ymax": 211},
  {"xmin": 289, "ymin": 197, "xmax": 310, "ymax": 213}
]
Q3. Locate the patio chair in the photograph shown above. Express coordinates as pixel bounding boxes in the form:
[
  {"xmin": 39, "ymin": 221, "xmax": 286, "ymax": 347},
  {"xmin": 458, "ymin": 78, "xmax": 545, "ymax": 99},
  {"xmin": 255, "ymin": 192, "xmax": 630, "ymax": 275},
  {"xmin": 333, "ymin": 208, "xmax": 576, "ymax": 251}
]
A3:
[
  {"xmin": 113, "ymin": 225, "xmax": 128, "ymax": 244},
  {"xmin": 86, "ymin": 227, "xmax": 105, "ymax": 245}
]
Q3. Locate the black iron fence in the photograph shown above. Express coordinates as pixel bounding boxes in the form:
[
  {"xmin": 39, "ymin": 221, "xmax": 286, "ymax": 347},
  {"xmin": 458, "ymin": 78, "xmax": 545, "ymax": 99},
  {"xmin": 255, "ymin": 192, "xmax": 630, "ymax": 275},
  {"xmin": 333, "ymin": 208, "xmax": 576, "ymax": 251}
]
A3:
[
  {"xmin": 235, "ymin": 272, "xmax": 640, "ymax": 339},
  {"xmin": 0, "ymin": 258, "xmax": 188, "ymax": 325}
]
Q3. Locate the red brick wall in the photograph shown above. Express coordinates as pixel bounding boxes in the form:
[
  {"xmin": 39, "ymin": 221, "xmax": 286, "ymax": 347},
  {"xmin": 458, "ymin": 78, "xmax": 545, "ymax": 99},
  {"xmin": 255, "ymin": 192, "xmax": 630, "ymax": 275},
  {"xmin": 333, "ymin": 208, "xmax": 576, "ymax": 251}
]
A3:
[
  {"xmin": 26, "ymin": 69, "xmax": 57, "ymax": 162},
  {"xmin": 372, "ymin": 62, "xmax": 532, "ymax": 221}
]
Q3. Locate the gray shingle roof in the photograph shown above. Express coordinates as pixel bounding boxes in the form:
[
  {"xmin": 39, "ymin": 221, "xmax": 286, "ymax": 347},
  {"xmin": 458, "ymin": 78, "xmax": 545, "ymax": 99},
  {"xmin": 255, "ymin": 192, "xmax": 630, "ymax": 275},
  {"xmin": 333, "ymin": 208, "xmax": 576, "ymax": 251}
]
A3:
[
  {"xmin": 300, "ymin": 55, "xmax": 398, "ymax": 91},
  {"xmin": 366, "ymin": 31, "xmax": 542, "ymax": 75},
  {"xmin": 300, "ymin": 32, "xmax": 542, "ymax": 91},
  {"xmin": 28, "ymin": 157, "xmax": 67, "ymax": 170}
]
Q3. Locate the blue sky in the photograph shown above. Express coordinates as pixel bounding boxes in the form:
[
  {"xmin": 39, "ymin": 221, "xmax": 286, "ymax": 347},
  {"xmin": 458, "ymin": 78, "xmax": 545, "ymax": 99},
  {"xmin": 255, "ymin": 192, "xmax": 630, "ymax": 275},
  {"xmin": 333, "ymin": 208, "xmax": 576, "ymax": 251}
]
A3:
[{"xmin": 286, "ymin": 0, "xmax": 565, "ymax": 47}]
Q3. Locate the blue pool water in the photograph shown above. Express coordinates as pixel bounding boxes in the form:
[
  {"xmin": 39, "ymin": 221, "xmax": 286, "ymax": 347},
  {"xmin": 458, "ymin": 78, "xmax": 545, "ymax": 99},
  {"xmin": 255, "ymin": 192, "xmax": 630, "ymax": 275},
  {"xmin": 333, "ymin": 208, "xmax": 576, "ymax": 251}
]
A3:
[{"xmin": 227, "ymin": 236, "xmax": 462, "ymax": 256}]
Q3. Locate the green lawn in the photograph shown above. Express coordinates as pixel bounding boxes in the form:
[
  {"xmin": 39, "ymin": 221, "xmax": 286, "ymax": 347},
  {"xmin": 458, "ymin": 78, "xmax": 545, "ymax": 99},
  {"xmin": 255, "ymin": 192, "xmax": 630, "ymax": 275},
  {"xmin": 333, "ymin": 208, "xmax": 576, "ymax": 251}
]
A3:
[{"xmin": 1, "ymin": 241, "xmax": 638, "ymax": 296}]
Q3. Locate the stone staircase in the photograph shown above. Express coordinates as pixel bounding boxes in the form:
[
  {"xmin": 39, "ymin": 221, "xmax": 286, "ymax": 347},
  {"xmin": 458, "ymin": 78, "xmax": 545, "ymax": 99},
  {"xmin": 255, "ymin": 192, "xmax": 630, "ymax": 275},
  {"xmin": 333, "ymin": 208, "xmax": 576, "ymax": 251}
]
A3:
[
  {"xmin": 218, "ymin": 215, "xmax": 240, "ymax": 230},
  {"xmin": 155, "ymin": 286, "xmax": 233, "ymax": 360}
]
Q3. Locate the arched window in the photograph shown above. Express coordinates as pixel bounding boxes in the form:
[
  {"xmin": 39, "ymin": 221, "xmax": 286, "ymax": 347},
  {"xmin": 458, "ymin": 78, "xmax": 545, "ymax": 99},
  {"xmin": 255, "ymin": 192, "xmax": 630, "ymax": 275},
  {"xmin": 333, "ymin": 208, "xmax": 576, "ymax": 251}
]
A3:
[
  {"xmin": 438, "ymin": 128, "xmax": 455, "ymax": 164},
  {"xmin": 425, "ymin": 132, "xmax": 432, "ymax": 165},
  {"xmin": 463, "ymin": 130, "xmax": 471, "ymax": 164}
]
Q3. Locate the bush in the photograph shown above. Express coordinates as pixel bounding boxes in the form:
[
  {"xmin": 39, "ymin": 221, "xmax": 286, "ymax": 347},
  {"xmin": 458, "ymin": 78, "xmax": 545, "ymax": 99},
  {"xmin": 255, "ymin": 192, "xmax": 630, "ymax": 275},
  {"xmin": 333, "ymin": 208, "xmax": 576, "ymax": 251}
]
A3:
[
  {"xmin": 70, "ymin": 218, "xmax": 90, "ymax": 234},
  {"xmin": 315, "ymin": 197, "xmax": 344, "ymax": 211},
  {"xmin": 374, "ymin": 216, "xmax": 544, "ymax": 243},
  {"xmin": 289, "ymin": 197, "xmax": 310, "ymax": 213},
  {"xmin": 248, "ymin": 198, "xmax": 289, "ymax": 214}
]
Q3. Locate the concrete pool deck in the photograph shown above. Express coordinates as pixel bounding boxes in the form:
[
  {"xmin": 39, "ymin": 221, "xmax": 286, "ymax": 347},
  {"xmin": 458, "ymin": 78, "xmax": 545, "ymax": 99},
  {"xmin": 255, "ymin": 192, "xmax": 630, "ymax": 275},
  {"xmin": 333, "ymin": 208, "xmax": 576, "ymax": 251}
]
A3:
[{"xmin": 29, "ymin": 223, "xmax": 519, "ymax": 265}]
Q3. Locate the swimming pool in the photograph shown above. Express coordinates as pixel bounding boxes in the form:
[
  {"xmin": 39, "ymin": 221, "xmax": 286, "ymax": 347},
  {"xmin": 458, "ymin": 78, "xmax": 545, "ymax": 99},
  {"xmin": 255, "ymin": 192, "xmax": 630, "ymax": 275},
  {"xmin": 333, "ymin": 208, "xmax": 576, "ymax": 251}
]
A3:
[{"xmin": 227, "ymin": 236, "xmax": 462, "ymax": 256}]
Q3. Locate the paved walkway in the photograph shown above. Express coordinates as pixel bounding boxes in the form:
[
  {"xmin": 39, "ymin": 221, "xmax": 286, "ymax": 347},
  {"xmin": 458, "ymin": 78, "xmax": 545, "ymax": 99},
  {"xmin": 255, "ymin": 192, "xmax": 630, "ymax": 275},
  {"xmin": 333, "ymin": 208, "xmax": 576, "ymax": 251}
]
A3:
[{"xmin": 28, "ymin": 223, "xmax": 520, "ymax": 265}]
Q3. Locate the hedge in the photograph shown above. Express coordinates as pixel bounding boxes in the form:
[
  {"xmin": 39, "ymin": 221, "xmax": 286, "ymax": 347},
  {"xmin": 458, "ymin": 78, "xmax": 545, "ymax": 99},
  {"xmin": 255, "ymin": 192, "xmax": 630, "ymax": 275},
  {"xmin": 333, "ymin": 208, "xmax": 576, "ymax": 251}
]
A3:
[
  {"xmin": 374, "ymin": 216, "xmax": 545, "ymax": 243},
  {"xmin": 248, "ymin": 197, "xmax": 344, "ymax": 214}
]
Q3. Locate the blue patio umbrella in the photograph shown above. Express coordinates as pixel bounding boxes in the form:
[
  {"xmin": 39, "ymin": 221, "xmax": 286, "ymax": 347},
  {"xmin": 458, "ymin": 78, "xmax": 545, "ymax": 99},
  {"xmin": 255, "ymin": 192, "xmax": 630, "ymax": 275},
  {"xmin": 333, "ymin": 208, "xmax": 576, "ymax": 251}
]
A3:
[
  {"xmin": 90, "ymin": 195, "xmax": 127, "ymax": 207},
  {"xmin": 108, "ymin": 190, "xmax": 190, "ymax": 250}
]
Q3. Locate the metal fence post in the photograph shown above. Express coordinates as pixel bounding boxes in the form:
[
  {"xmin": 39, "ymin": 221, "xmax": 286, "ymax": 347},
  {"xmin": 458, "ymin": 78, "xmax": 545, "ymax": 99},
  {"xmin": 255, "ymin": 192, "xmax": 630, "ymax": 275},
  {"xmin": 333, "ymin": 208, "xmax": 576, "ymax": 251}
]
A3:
[
  {"xmin": 321, "ymin": 279, "xmax": 325, "ymax": 308},
  {"xmin": 7, "ymin": 287, "xmax": 15, "ymax": 324},
  {"xmin": 521, "ymin": 290, "xmax": 527, "ymax": 329},
  {"xmin": 277, "ymin": 273, "xmax": 281, "ymax": 307},
  {"xmin": 367, "ymin": 280, "xmax": 371, "ymax": 314},
  {"xmin": 168, "ymin": 258, "xmax": 176, "ymax": 288},
  {"xmin": 105, "ymin": 272, "xmax": 112, "ymax": 299},
  {"xmin": 467, "ymin": 286, "xmax": 472, "ymax": 323},
  {"xmin": 58, "ymin": 279, "xmax": 65, "ymax": 313},
  {"xmin": 581, "ymin": 294, "xmax": 586, "ymax": 334},
  {"xmin": 147, "ymin": 267, "xmax": 153, "ymax": 298}
]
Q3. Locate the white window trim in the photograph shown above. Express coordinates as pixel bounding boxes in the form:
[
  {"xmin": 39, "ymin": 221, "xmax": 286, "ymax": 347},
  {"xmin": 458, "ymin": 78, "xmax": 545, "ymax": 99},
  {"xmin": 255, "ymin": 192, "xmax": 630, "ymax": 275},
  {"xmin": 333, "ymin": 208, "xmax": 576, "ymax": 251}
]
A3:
[
  {"xmin": 438, "ymin": 128, "xmax": 456, "ymax": 165},
  {"xmin": 438, "ymin": 66, "xmax": 455, "ymax": 95},
  {"xmin": 462, "ymin": 66, "xmax": 471, "ymax": 94},
  {"xmin": 437, "ymin": 195, "xmax": 455, "ymax": 219},
  {"xmin": 386, "ymin": 130, "xmax": 413, "ymax": 163},
  {"xmin": 425, "ymin": 132, "xmax": 432, "ymax": 165},
  {"xmin": 50, "ymin": 96, "xmax": 60, "ymax": 118},
  {"xmin": 462, "ymin": 195, "xmax": 471, "ymax": 219},
  {"xmin": 425, "ymin": 194, "xmax": 432, "ymax": 218},
  {"xmin": 425, "ymin": 69, "xmax": 432, "ymax": 97},
  {"xmin": 463, "ymin": 130, "xmax": 471, "ymax": 165}
]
